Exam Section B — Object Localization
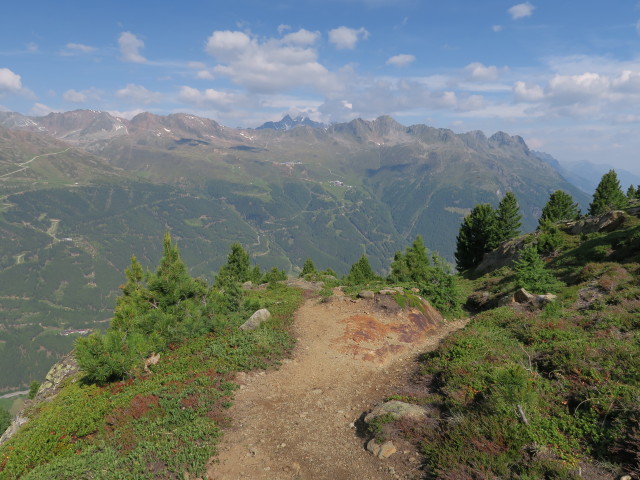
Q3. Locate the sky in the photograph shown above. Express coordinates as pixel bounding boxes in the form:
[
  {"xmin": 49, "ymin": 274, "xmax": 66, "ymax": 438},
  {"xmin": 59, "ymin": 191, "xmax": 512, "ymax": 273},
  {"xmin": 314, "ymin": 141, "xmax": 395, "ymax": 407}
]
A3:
[{"xmin": 1, "ymin": 0, "xmax": 640, "ymax": 173}]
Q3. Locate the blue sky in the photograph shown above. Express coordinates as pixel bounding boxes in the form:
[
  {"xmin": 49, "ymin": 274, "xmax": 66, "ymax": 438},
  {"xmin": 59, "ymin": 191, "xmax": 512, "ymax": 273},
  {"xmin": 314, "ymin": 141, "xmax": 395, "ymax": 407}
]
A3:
[{"xmin": 2, "ymin": 0, "xmax": 640, "ymax": 173}]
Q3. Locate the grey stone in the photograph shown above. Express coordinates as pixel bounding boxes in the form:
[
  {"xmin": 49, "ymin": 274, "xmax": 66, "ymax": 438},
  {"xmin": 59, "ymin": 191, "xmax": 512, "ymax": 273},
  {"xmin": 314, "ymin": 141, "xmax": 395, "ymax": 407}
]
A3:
[
  {"xmin": 358, "ymin": 290, "xmax": 375, "ymax": 299},
  {"xmin": 364, "ymin": 400, "xmax": 427, "ymax": 424},
  {"xmin": 239, "ymin": 309, "xmax": 272, "ymax": 331}
]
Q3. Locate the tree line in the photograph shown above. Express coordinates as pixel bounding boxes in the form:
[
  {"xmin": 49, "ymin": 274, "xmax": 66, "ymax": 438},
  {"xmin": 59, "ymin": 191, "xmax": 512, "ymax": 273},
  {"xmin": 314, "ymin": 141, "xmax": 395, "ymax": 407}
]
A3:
[{"xmin": 455, "ymin": 169, "xmax": 636, "ymax": 273}]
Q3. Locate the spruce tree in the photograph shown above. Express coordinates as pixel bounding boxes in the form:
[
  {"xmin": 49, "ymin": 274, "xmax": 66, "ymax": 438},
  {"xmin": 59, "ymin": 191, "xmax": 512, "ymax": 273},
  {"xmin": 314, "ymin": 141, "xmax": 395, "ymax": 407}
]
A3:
[
  {"xmin": 216, "ymin": 242, "xmax": 251, "ymax": 285},
  {"xmin": 538, "ymin": 190, "xmax": 580, "ymax": 227},
  {"xmin": 589, "ymin": 170, "xmax": 628, "ymax": 216},
  {"xmin": 514, "ymin": 245, "xmax": 563, "ymax": 294},
  {"xmin": 455, "ymin": 203, "xmax": 498, "ymax": 272},
  {"xmin": 346, "ymin": 254, "xmax": 376, "ymax": 284},
  {"xmin": 627, "ymin": 184, "xmax": 636, "ymax": 200},
  {"xmin": 300, "ymin": 258, "xmax": 317, "ymax": 277},
  {"xmin": 495, "ymin": 192, "xmax": 522, "ymax": 243}
]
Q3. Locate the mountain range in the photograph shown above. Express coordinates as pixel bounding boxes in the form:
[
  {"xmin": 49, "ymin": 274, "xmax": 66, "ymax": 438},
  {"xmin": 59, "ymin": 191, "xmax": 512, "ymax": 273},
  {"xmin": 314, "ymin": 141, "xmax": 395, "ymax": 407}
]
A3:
[{"xmin": 0, "ymin": 109, "xmax": 590, "ymax": 391}]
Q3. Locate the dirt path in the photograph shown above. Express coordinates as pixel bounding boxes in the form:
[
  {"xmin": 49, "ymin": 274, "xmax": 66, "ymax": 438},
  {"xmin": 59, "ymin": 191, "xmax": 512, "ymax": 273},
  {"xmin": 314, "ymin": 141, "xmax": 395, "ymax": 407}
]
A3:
[{"xmin": 207, "ymin": 294, "xmax": 465, "ymax": 480}]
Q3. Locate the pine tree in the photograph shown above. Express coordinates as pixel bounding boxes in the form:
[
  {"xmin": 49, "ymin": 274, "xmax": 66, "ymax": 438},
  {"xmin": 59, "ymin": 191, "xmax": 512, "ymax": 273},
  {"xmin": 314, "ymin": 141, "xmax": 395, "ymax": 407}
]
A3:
[
  {"xmin": 514, "ymin": 245, "xmax": 563, "ymax": 294},
  {"xmin": 589, "ymin": 170, "xmax": 628, "ymax": 216},
  {"xmin": 627, "ymin": 184, "xmax": 636, "ymax": 200},
  {"xmin": 300, "ymin": 258, "xmax": 317, "ymax": 277},
  {"xmin": 455, "ymin": 203, "xmax": 498, "ymax": 271},
  {"xmin": 216, "ymin": 242, "xmax": 251, "ymax": 285},
  {"xmin": 538, "ymin": 190, "xmax": 581, "ymax": 227},
  {"xmin": 346, "ymin": 254, "xmax": 376, "ymax": 284},
  {"xmin": 495, "ymin": 192, "xmax": 522, "ymax": 243}
]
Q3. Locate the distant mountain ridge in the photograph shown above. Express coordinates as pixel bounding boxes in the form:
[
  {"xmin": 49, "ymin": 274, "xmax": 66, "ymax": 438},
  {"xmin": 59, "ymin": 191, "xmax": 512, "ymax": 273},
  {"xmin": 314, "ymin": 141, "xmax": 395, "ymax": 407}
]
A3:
[
  {"xmin": 255, "ymin": 114, "xmax": 325, "ymax": 131},
  {"xmin": 533, "ymin": 150, "xmax": 640, "ymax": 195}
]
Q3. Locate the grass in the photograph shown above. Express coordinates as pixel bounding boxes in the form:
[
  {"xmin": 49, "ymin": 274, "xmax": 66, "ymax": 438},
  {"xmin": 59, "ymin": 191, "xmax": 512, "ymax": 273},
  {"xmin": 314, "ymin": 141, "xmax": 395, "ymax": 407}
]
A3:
[
  {"xmin": 372, "ymin": 215, "xmax": 640, "ymax": 479},
  {"xmin": 0, "ymin": 285, "xmax": 303, "ymax": 479}
]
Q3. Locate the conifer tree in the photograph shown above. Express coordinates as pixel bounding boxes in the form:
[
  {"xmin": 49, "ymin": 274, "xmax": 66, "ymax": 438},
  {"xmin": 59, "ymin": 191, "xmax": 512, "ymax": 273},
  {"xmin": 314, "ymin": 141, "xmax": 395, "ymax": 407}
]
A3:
[
  {"xmin": 300, "ymin": 258, "xmax": 317, "ymax": 277},
  {"xmin": 455, "ymin": 204, "xmax": 498, "ymax": 272},
  {"xmin": 538, "ymin": 190, "xmax": 580, "ymax": 227},
  {"xmin": 514, "ymin": 245, "xmax": 563, "ymax": 294},
  {"xmin": 346, "ymin": 254, "xmax": 376, "ymax": 284},
  {"xmin": 216, "ymin": 242, "xmax": 251, "ymax": 285},
  {"xmin": 495, "ymin": 192, "xmax": 522, "ymax": 243},
  {"xmin": 589, "ymin": 170, "xmax": 628, "ymax": 216},
  {"xmin": 627, "ymin": 184, "xmax": 637, "ymax": 200}
]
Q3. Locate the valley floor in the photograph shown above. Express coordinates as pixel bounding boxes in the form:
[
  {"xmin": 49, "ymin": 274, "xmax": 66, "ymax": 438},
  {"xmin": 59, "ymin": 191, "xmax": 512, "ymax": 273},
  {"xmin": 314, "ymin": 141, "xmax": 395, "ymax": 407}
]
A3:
[{"xmin": 208, "ymin": 293, "xmax": 465, "ymax": 480}]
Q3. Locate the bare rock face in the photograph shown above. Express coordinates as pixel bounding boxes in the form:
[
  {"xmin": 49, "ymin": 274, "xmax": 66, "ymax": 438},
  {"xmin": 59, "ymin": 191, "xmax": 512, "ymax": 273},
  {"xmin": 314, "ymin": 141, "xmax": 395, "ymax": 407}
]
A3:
[
  {"xmin": 475, "ymin": 236, "xmax": 529, "ymax": 275},
  {"xmin": 239, "ymin": 309, "xmax": 272, "ymax": 331},
  {"xmin": 561, "ymin": 210, "xmax": 627, "ymax": 235},
  {"xmin": 0, "ymin": 352, "xmax": 80, "ymax": 446}
]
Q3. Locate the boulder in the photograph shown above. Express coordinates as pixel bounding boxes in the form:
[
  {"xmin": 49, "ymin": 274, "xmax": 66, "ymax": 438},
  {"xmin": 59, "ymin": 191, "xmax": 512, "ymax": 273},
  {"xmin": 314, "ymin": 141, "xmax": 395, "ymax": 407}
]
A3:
[
  {"xmin": 358, "ymin": 290, "xmax": 375, "ymax": 299},
  {"xmin": 366, "ymin": 439, "xmax": 397, "ymax": 459},
  {"xmin": 364, "ymin": 400, "xmax": 428, "ymax": 424},
  {"xmin": 239, "ymin": 309, "xmax": 272, "ymax": 331},
  {"xmin": 511, "ymin": 288, "xmax": 557, "ymax": 309},
  {"xmin": 562, "ymin": 210, "xmax": 627, "ymax": 235}
]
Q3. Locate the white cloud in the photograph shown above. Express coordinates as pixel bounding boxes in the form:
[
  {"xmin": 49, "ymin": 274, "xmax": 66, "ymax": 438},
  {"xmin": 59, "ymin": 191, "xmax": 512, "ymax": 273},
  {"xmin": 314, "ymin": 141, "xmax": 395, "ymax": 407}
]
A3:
[
  {"xmin": 282, "ymin": 29, "xmax": 320, "ymax": 46},
  {"xmin": 62, "ymin": 87, "xmax": 102, "ymax": 104},
  {"xmin": 277, "ymin": 24, "xmax": 291, "ymax": 34},
  {"xmin": 30, "ymin": 103, "xmax": 57, "ymax": 116},
  {"xmin": 0, "ymin": 68, "xmax": 22, "ymax": 94},
  {"xmin": 204, "ymin": 29, "xmax": 340, "ymax": 94},
  {"xmin": 508, "ymin": 2, "xmax": 535, "ymax": 20},
  {"xmin": 65, "ymin": 43, "xmax": 96, "ymax": 54},
  {"xmin": 118, "ymin": 32, "xmax": 146, "ymax": 63},
  {"xmin": 328, "ymin": 26, "xmax": 370, "ymax": 49},
  {"xmin": 178, "ymin": 85, "xmax": 247, "ymax": 111},
  {"xmin": 63, "ymin": 89, "xmax": 87, "ymax": 103},
  {"xmin": 464, "ymin": 62, "xmax": 501, "ymax": 82},
  {"xmin": 492, "ymin": 25, "xmax": 503, "ymax": 32},
  {"xmin": 196, "ymin": 70, "xmax": 214, "ymax": 80},
  {"xmin": 26, "ymin": 42, "xmax": 38, "ymax": 52},
  {"xmin": 386, "ymin": 54, "xmax": 415, "ymax": 67},
  {"xmin": 513, "ymin": 81, "xmax": 544, "ymax": 101},
  {"xmin": 116, "ymin": 83, "xmax": 162, "ymax": 104}
]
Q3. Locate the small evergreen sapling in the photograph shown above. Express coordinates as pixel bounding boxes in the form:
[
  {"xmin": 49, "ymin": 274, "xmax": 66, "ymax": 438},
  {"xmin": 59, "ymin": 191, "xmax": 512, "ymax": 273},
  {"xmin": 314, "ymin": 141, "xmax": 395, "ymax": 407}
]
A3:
[
  {"xmin": 514, "ymin": 245, "xmax": 563, "ymax": 294},
  {"xmin": 538, "ymin": 190, "xmax": 581, "ymax": 226}
]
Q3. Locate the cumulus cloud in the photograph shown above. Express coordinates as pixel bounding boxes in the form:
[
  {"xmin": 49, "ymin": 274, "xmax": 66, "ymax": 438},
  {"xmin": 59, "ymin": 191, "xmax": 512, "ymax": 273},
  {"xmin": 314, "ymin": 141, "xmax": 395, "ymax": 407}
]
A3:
[
  {"xmin": 118, "ymin": 32, "xmax": 146, "ymax": 63},
  {"xmin": 116, "ymin": 83, "xmax": 162, "ymax": 104},
  {"xmin": 386, "ymin": 54, "xmax": 415, "ymax": 67},
  {"xmin": 204, "ymin": 29, "xmax": 340, "ymax": 94},
  {"xmin": 464, "ymin": 62, "xmax": 501, "ymax": 82},
  {"xmin": 178, "ymin": 85, "xmax": 247, "ymax": 111},
  {"xmin": 0, "ymin": 68, "xmax": 23, "ymax": 94},
  {"xmin": 278, "ymin": 24, "xmax": 291, "ymax": 34},
  {"xmin": 62, "ymin": 87, "xmax": 102, "ymax": 104},
  {"xmin": 508, "ymin": 2, "xmax": 535, "ymax": 20},
  {"xmin": 107, "ymin": 108, "xmax": 146, "ymax": 120},
  {"xmin": 328, "ymin": 26, "xmax": 370, "ymax": 49},
  {"xmin": 513, "ymin": 81, "xmax": 544, "ymax": 101},
  {"xmin": 282, "ymin": 29, "xmax": 320, "ymax": 46}
]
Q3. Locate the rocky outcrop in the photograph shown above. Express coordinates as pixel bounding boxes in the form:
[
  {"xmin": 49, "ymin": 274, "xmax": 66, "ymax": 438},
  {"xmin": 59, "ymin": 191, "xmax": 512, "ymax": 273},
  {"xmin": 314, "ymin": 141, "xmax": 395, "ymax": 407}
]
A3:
[
  {"xmin": 499, "ymin": 288, "xmax": 557, "ymax": 310},
  {"xmin": 239, "ymin": 309, "xmax": 272, "ymax": 331},
  {"xmin": 560, "ymin": 210, "xmax": 628, "ymax": 235},
  {"xmin": 474, "ymin": 235, "xmax": 529, "ymax": 275},
  {"xmin": 0, "ymin": 352, "xmax": 80, "ymax": 446},
  {"xmin": 366, "ymin": 439, "xmax": 397, "ymax": 459}
]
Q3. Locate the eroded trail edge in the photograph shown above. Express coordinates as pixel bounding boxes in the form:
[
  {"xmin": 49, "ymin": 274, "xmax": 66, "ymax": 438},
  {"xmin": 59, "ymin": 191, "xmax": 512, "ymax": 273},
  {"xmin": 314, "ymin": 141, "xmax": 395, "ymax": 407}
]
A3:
[{"xmin": 208, "ymin": 294, "xmax": 466, "ymax": 480}]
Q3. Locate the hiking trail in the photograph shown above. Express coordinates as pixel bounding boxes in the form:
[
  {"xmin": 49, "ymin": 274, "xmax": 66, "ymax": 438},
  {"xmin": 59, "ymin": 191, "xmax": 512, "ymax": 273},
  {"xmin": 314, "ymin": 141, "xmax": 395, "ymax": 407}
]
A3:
[{"xmin": 207, "ymin": 292, "xmax": 465, "ymax": 480}]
